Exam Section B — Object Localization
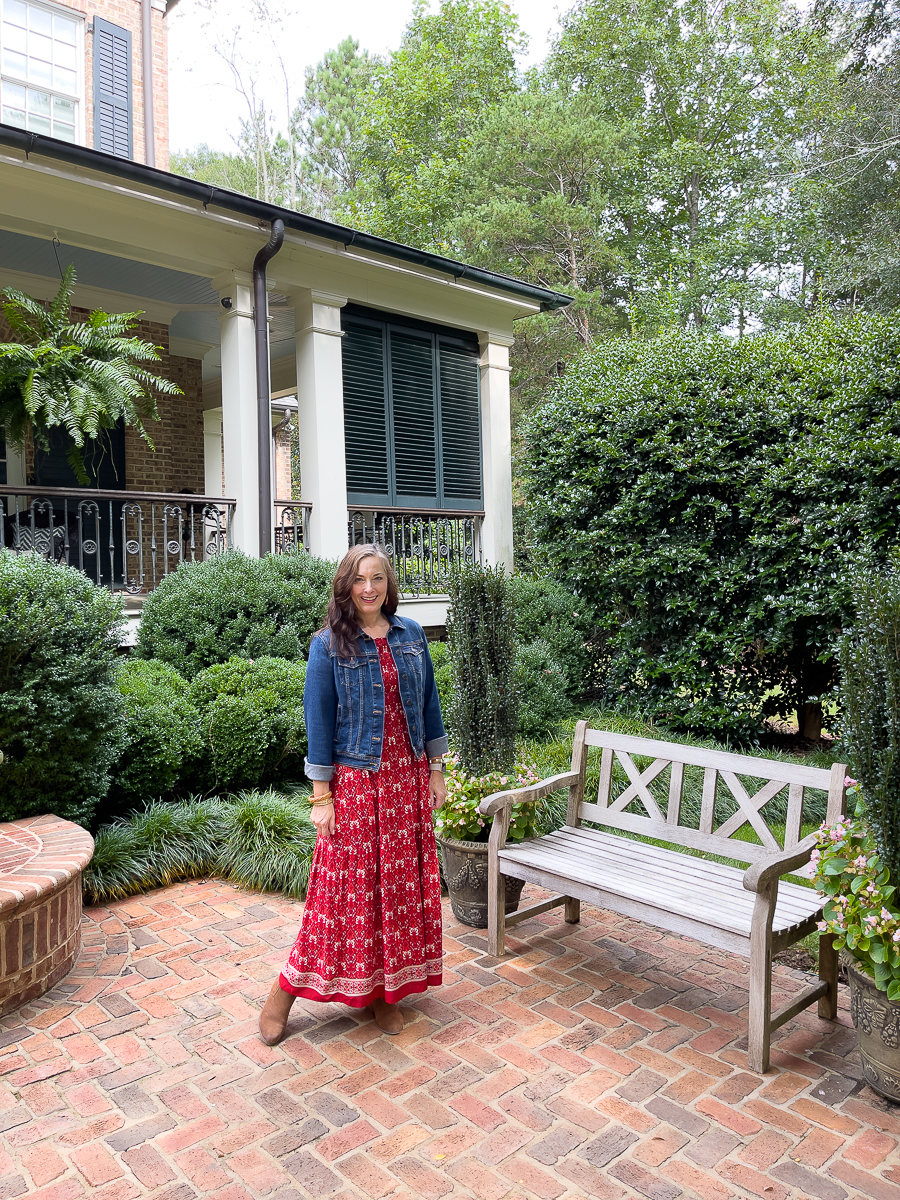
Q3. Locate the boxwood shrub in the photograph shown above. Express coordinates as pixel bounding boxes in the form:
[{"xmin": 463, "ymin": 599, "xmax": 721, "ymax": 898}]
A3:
[
  {"xmin": 136, "ymin": 549, "xmax": 335, "ymax": 678},
  {"xmin": 0, "ymin": 550, "xmax": 124, "ymax": 826}
]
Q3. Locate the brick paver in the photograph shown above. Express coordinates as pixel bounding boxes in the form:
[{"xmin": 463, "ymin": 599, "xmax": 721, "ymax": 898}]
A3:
[{"xmin": 0, "ymin": 879, "xmax": 895, "ymax": 1200}]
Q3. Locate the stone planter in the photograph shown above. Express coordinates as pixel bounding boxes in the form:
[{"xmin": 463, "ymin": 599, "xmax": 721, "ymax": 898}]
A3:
[
  {"xmin": 437, "ymin": 834, "xmax": 525, "ymax": 928},
  {"xmin": 846, "ymin": 953, "xmax": 900, "ymax": 1102}
]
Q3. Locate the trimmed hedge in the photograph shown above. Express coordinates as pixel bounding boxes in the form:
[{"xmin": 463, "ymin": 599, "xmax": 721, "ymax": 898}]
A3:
[
  {"xmin": 523, "ymin": 312, "xmax": 900, "ymax": 739},
  {"xmin": 0, "ymin": 550, "xmax": 124, "ymax": 826},
  {"xmin": 136, "ymin": 549, "xmax": 335, "ymax": 678}
]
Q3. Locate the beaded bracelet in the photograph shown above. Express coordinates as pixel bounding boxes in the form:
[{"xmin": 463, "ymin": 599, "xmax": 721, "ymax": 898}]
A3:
[{"xmin": 308, "ymin": 792, "xmax": 333, "ymax": 806}]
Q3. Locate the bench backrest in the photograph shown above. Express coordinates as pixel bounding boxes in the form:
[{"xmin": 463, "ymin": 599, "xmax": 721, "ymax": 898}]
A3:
[{"xmin": 568, "ymin": 723, "xmax": 846, "ymax": 864}]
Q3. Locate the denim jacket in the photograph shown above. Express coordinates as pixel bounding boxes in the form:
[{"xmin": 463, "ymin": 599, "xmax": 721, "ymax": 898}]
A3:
[{"xmin": 304, "ymin": 612, "xmax": 448, "ymax": 780}]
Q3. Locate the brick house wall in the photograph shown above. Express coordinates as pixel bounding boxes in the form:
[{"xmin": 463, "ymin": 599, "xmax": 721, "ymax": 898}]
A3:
[{"xmin": 9, "ymin": 0, "xmax": 169, "ymax": 169}]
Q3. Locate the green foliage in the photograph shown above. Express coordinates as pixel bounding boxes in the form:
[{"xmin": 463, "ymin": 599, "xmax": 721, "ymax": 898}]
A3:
[
  {"xmin": 82, "ymin": 792, "xmax": 316, "ymax": 905},
  {"xmin": 515, "ymin": 640, "xmax": 573, "ymax": 740},
  {"xmin": 190, "ymin": 657, "xmax": 307, "ymax": 792},
  {"xmin": 838, "ymin": 566, "xmax": 900, "ymax": 881},
  {"xmin": 136, "ymin": 549, "xmax": 334, "ymax": 678},
  {"xmin": 509, "ymin": 575, "xmax": 594, "ymax": 698},
  {"xmin": 108, "ymin": 659, "xmax": 202, "ymax": 809},
  {"xmin": 523, "ymin": 312, "xmax": 900, "ymax": 740},
  {"xmin": 0, "ymin": 550, "xmax": 124, "ymax": 826},
  {"xmin": 434, "ymin": 757, "xmax": 540, "ymax": 842},
  {"xmin": 217, "ymin": 790, "xmax": 317, "ymax": 898},
  {"xmin": 446, "ymin": 562, "xmax": 518, "ymax": 775},
  {"xmin": 0, "ymin": 265, "xmax": 181, "ymax": 483},
  {"xmin": 813, "ymin": 788, "xmax": 900, "ymax": 999},
  {"xmin": 428, "ymin": 640, "xmax": 453, "ymax": 715}
]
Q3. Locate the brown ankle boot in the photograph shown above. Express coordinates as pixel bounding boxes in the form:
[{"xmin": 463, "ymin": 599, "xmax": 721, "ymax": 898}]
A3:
[
  {"xmin": 259, "ymin": 979, "xmax": 295, "ymax": 1045},
  {"xmin": 372, "ymin": 997, "xmax": 403, "ymax": 1035}
]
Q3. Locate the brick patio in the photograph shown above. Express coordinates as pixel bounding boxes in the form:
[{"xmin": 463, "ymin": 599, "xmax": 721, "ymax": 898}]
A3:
[{"xmin": 0, "ymin": 880, "xmax": 898, "ymax": 1200}]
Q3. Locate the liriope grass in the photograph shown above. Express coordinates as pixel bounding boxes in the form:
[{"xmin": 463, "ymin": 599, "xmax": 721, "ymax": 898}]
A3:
[{"xmin": 83, "ymin": 790, "xmax": 316, "ymax": 905}]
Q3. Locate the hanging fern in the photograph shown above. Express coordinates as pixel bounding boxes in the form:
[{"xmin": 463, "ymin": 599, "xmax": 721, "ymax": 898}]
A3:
[{"xmin": 0, "ymin": 263, "xmax": 182, "ymax": 483}]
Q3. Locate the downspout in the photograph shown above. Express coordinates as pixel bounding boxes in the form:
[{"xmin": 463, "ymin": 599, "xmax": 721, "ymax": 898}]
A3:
[
  {"xmin": 141, "ymin": 0, "xmax": 155, "ymax": 167},
  {"xmin": 253, "ymin": 218, "xmax": 285, "ymax": 556}
]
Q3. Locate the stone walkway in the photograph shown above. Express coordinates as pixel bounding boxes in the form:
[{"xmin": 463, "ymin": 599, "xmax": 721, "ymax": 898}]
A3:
[{"xmin": 0, "ymin": 879, "xmax": 897, "ymax": 1200}]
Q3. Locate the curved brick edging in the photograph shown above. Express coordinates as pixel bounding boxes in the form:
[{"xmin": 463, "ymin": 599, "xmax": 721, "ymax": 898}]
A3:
[{"xmin": 0, "ymin": 814, "xmax": 94, "ymax": 1016}]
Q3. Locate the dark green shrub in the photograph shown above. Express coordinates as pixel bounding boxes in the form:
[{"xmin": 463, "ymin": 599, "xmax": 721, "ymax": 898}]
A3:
[
  {"xmin": 509, "ymin": 575, "xmax": 594, "ymax": 698},
  {"xmin": 429, "ymin": 640, "xmax": 453, "ymax": 715},
  {"xmin": 523, "ymin": 312, "xmax": 900, "ymax": 740},
  {"xmin": 190, "ymin": 656, "xmax": 307, "ymax": 792},
  {"xmin": 0, "ymin": 550, "xmax": 124, "ymax": 826},
  {"xmin": 108, "ymin": 660, "xmax": 202, "ymax": 808},
  {"xmin": 218, "ymin": 790, "xmax": 317, "ymax": 898},
  {"xmin": 136, "ymin": 550, "xmax": 335, "ymax": 678},
  {"xmin": 838, "ymin": 566, "xmax": 900, "ymax": 882},
  {"xmin": 515, "ymin": 639, "xmax": 573, "ymax": 738},
  {"xmin": 446, "ymin": 563, "xmax": 517, "ymax": 775}
]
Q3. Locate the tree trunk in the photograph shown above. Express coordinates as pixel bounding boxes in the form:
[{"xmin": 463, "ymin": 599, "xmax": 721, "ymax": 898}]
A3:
[{"xmin": 797, "ymin": 702, "xmax": 823, "ymax": 742}]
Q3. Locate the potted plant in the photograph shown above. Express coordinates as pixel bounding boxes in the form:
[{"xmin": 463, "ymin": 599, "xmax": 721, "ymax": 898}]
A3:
[
  {"xmin": 434, "ymin": 755, "xmax": 539, "ymax": 926},
  {"xmin": 437, "ymin": 562, "xmax": 525, "ymax": 926},
  {"xmin": 812, "ymin": 567, "xmax": 900, "ymax": 1101}
]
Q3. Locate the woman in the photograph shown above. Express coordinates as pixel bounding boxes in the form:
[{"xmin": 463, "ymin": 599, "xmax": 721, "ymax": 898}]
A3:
[{"xmin": 259, "ymin": 544, "xmax": 448, "ymax": 1041}]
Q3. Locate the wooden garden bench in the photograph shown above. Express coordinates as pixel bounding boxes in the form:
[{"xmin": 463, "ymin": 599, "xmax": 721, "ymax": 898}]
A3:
[{"xmin": 478, "ymin": 721, "xmax": 847, "ymax": 1073}]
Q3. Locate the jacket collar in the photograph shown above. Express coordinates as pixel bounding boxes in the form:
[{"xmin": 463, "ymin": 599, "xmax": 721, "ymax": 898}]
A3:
[{"xmin": 356, "ymin": 611, "xmax": 404, "ymax": 640}]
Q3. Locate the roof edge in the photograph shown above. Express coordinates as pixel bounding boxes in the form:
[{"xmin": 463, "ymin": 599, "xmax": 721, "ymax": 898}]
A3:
[{"xmin": 0, "ymin": 125, "xmax": 573, "ymax": 313}]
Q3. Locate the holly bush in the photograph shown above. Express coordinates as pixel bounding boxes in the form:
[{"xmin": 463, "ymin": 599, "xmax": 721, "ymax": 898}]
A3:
[{"xmin": 522, "ymin": 311, "xmax": 900, "ymax": 740}]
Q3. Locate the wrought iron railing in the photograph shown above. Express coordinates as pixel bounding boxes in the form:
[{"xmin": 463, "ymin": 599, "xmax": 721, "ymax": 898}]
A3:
[
  {"xmin": 0, "ymin": 485, "xmax": 235, "ymax": 594},
  {"xmin": 348, "ymin": 507, "xmax": 483, "ymax": 596},
  {"xmin": 273, "ymin": 501, "xmax": 312, "ymax": 553}
]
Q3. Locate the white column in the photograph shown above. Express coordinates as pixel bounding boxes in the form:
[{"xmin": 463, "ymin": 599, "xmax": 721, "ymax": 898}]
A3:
[
  {"xmin": 215, "ymin": 271, "xmax": 258, "ymax": 553},
  {"xmin": 203, "ymin": 408, "xmax": 223, "ymax": 497},
  {"xmin": 478, "ymin": 334, "xmax": 515, "ymax": 572},
  {"xmin": 4, "ymin": 436, "xmax": 25, "ymax": 487},
  {"xmin": 293, "ymin": 289, "xmax": 349, "ymax": 561}
]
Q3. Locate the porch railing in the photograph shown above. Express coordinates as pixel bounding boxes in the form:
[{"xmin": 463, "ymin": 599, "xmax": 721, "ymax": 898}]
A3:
[
  {"xmin": 274, "ymin": 501, "xmax": 312, "ymax": 554},
  {"xmin": 348, "ymin": 507, "xmax": 483, "ymax": 596},
  {"xmin": 0, "ymin": 484, "xmax": 235, "ymax": 594}
]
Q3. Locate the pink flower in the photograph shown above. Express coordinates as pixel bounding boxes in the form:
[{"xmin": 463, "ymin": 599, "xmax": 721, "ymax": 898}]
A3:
[
  {"xmin": 817, "ymin": 920, "xmax": 827, "ymax": 931},
  {"xmin": 845, "ymin": 776, "xmax": 858, "ymax": 788},
  {"xmin": 866, "ymin": 914, "xmax": 878, "ymax": 925},
  {"xmin": 894, "ymin": 930, "xmax": 900, "ymax": 943}
]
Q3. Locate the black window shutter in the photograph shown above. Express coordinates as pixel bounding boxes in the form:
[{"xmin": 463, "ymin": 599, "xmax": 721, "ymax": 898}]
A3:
[
  {"xmin": 390, "ymin": 330, "xmax": 437, "ymax": 504},
  {"xmin": 343, "ymin": 322, "xmax": 391, "ymax": 503},
  {"xmin": 0, "ymin": 427, "xmax": 6, "ymax": 486},
  {"xmin": 439, "ymin": 341, "xmax": 482, "ymax": 504},
  {"xmin": 94, "ymin": 18, "xmax": 132, "ymax": 159}
]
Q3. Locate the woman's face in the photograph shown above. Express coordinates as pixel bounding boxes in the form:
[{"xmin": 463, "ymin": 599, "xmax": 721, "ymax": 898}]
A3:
[{"xmin": 351, "ymin": 556, "xmax": 389, "ymax": 621}]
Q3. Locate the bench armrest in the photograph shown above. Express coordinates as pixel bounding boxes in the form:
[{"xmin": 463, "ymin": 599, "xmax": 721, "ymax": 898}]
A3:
[
  {"xmin": 478, "ymin": 771, "xmax": 578, "ymax": 818},
  {"xmin": 742, "ymin": 832, "xmax": 819, "ymax": 894}
]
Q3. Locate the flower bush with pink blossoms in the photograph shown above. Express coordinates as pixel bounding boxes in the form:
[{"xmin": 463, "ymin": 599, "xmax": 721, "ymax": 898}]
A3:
[
  {"xmin": 433, "ymin": 754, "xmax": 540, "ymax": 843},
  {"xmin": 812, "ymin": 780, "xmax": 900, "ymax": 1001}
]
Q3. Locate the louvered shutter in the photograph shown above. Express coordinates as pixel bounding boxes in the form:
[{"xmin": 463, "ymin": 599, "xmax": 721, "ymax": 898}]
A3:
[
  {"xmin": 93, "ymin": 18, "xmax": 132, "ymax": 159},
  {"xmin": 390, "ymin": 330, "xmax": 438, "ymax": 505},
  {"xmin": 0, "ymin": 427, "xmax": 6, "ymax": 485},
  {"xmin": 439, "ymin": 341, "xmax": 482, "ymax": 505},
  {"xmin": 343, "ymin": 322, "xmax": 391, "ymax": 504}
]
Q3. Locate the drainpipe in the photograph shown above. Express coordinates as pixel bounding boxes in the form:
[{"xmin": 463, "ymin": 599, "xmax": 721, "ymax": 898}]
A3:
[
  {"xmin": 253, "ymin": 219, "xmax": 285, "ymax": 556},
  {"xmin": 141, "ymin": 0, "xmax": 155, "ymax": 167}
]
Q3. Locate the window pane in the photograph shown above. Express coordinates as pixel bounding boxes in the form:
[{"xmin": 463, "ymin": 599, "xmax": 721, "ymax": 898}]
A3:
[
  {"xmin": 27, "ymin": 54, "xmax": 50, "ymax": 84},
  {"xmin": 53, "ymin": 64, "xmax": 75, "ymax": 92},
  {"xmin": 53, "ymin": 118, "xmax": 75, "ymax": 141},
  {"xmin": 52, "ymin": 93, "xmax": 72, "ymax": 118},
  {"xmin": 29, "ymin": 30, "xmax": 52, "ymax": 60},
  {"xmin": 53, "ymin": 14, "xmax": 77, "ymax": 43},
  {"xmin": 2, "ymin": 79, "xmax": 24, "ymax": 106},
  {"xmin": 55, "ymin": 39, "xmax": 75, "ymax": 68},
  {"xmin": 2, "ymin": 47, "xmax": 27, "ymax": 76},
  {"xmin": 28, "ymin": 111, "xmax": 50, "ymax": 134},
  {"xmin": 27, "ymin": 87, "xmax": 49, "ymax": 114},
  {"xmin": 3, "ymin": 0, "xmax": 27, "ymax": 28},
  {"xmin": 1, "ymin": 102, "xmax": 26, "ymax": 127},
  {"xmin": 28, "ymin": 5, "xmax": 50, "ymax": 34},
  {"xmin": 3, "ymin": 21, "xmax": 26, "ymax": 51}
]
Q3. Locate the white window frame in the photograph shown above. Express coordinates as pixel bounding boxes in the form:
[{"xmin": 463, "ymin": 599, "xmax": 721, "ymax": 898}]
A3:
[{"xmin": 0, "ymin": 0, "xmax": 85, "ymax": 145}]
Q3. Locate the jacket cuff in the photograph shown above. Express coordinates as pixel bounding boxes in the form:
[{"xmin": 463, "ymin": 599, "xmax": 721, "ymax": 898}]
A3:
[
  {"xmin": 304, "ymin": 759, "xmax": 335, "ymax": 781},
  {"xmin": 425, "ymin": 735, "xmax": 449, "ymax": 759}
]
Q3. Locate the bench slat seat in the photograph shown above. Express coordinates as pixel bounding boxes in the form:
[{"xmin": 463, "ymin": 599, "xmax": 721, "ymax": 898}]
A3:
[
  {"xmin": 478, "ymin": 721, "xmax": 847, "ymax": 1074},
  {"xmin": 498, "ymin": 826, "xmax": 823, "ymax": 950}
]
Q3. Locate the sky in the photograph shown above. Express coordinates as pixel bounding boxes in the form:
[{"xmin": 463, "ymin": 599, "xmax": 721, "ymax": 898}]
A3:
[{"xmin": 167, "ymin": 0, "xmax": 566, "ymax": 154}]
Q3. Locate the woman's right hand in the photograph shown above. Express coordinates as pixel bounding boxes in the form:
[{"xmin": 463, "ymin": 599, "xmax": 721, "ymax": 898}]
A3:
[{"xmin": 310, "ymin": 801, "xmax": 336, "ymax": 839}]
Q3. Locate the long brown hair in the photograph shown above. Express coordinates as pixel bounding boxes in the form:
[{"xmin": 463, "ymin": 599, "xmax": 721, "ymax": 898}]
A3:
[{"xmin": 321, "ymin": 544, "xmax": 400, "ymax": 657}]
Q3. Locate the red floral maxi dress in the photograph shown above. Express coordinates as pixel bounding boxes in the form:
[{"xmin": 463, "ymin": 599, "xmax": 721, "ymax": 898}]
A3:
[{"xmin": 279, "ymin": 638, "xmax": 444, "ymax": 1006}]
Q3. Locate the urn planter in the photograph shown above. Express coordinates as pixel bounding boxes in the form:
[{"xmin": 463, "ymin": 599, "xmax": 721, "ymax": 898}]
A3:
[
  {"xmin": 846, "ymin": 953, "xmax": 900, "ymax": 1102},
  {"xmin": 437, "ymin": 834, "xmax": 525, "ymax": 928}
]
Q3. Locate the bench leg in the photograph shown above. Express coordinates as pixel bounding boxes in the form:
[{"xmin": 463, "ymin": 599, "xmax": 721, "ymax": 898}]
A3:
[
  {"xmin": 564, "ymin": 897, "xmax": 580, "ymax": 924},
  {"xmin": 818, "ymin": 933, "xmax": 838, "ymax": 1020},
  {"xmin": 487, "ymin": 873, "xmax": 507, "ymax": 958},
  {"xmin": 748, "ymin": 891, "xmax": 775, "ymax": 1074}
]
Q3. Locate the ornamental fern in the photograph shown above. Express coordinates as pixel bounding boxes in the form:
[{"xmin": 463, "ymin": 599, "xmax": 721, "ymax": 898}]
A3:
[{"xmin": 0, "ymin": 263, "xmax": 181, "ymax": 484}]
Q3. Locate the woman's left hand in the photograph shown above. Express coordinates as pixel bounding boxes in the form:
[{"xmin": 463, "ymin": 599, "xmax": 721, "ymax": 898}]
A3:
[{"xmin": 429, "ymin": 769, "xmax": 447, "ymax": 810}]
